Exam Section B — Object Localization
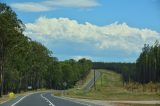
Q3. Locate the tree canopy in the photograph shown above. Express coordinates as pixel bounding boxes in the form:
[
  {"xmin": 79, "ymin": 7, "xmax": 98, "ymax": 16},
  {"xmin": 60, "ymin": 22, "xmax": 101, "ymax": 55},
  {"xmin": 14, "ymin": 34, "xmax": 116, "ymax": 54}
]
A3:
[
  {"xmin": 93, "ymin": 41, "xmax": 160, "ymax": 84},
  {"xmin": 0, "ymin": 3, "xmax": 92, "ymax": 97}
]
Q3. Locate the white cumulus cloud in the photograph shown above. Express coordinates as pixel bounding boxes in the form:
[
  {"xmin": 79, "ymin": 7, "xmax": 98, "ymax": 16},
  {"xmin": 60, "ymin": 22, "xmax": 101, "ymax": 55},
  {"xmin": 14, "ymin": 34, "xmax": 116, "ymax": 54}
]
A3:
[
  {"xmin": 10, "ymin": 2, "xmax": 52, "ymax": 12},
  {"xmin": 25, "ymin": 17, "xmax": 160, "ymax": 53},
  {"xmin": 73, "ymin": 56, "xmax": 92, "ymax": 61},
  {"xmin": 10, "ymin": 0, "xmax": 100, "ymax": 12}
]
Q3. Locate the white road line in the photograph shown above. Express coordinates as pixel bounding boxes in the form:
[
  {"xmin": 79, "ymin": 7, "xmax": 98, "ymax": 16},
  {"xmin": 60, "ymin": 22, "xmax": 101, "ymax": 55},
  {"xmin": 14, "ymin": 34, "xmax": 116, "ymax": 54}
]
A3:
[
  {"xmin": 40, "ymin": 93, "xmax": 54, "ymax": 106},
  {"xmin": 52, "ymin": 95, "xmax": 91, "ymax": 106},
  {"xmin": 11, "ymin": 95, "xmax": 28, "ymax": 106},
  {"xmin": 10, "ymin": 92, "xmax": 38, "ymax": 106}
]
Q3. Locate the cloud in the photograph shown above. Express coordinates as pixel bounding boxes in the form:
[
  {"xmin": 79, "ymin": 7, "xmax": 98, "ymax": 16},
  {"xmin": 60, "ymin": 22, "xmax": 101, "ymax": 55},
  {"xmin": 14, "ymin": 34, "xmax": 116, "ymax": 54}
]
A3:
[
  {"xmin": 10, "ymin": 0, "xmax": 100, "ymax": 12},
  {"xmin": 45, "ymin": 0, "xmax": 100, "ymax": 8},
  {"xmin": 73, "ymin": 56, "xmax": 92, "ymax": 61},
  {"xmin": 25, "ymin": 17, "xmax": 160, "ymax": 53},
  {"xmin": 10, "ymin": 2, "xmax": 52, "ymax": 12}
]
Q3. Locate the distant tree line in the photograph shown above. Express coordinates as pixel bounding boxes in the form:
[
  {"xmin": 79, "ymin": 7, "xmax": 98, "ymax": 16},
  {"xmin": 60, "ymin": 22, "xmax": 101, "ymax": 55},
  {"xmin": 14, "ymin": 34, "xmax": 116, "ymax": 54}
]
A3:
[
  {"xmin": 93, "ymin": 62, "xmax": 136, "ymax": 83},
  {"xmin": 135, "ymin": 41, "xmax": 160, "ymax": 84},
  {"xmin": 0, "ymin": 3, "xmax": 92, "ymax": 97},
  {"xmin": 93, "ymin": 42, "xmax": 160, "ymax": 84}
]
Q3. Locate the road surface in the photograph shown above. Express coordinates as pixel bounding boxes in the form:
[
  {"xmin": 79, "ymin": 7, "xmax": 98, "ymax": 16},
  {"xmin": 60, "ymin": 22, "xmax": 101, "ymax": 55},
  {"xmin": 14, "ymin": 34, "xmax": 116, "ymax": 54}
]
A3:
[
  {"xmin": 1, "ymin": 70, "xmax": 102, "ymax": 106},
  {"xmin": 83, "ymin": 70, "xmax": 101, "ymax": 91},
  {"xmin": 1, "ymin": 92, "xmax": 99, "ymax": 106}
]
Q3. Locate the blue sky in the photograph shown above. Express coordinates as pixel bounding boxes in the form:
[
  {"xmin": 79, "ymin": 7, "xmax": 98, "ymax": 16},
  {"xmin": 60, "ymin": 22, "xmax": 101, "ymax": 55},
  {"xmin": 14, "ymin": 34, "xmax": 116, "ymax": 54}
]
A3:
[{"xmin": 2, "ymin": 0, "xmax": 160, "ymax": 62}]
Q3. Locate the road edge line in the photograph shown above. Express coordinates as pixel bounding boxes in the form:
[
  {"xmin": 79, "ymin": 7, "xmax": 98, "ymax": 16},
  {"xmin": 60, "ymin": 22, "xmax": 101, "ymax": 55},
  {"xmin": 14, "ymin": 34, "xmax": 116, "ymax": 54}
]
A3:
[
  {"xmin": 11, "ymin": 95, "xmax": 28, "ymax": 106},
  {"xmin": 10, "ymin": 92, "xmax": 38, "ymax": 106},
  {"xmin": 52, "ymin": 94, "xmax": 91, "ymax": 106}
]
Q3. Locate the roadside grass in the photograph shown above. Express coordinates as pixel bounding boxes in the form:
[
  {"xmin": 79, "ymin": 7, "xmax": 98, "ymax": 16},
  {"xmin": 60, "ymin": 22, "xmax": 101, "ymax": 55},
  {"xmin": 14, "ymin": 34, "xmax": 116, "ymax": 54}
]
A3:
[
  {"xmin": 66, "ymin": 69, "xmax": 160, "ymax": 100},
  {"xmin": 74, "ymin": 69, "xmax": 94, "ymax": 90},
  {"xmin": 0, "ymin": 95, "xmax": 11, "ymax": 104},
  {"xmin": 54, "ymin": 70, "xmax": 94, "ymax": 96},
  {"xmin": 115, "ymin": 104, "xmax": 160, "ymax": 106}
]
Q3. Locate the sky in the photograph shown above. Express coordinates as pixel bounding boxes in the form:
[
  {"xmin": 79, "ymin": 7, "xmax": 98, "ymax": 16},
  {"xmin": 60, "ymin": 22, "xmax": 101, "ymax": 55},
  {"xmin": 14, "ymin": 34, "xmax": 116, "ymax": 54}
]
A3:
[{"xmin": 2, "ymin": 0, "xmax": 160, "ymax": 62}]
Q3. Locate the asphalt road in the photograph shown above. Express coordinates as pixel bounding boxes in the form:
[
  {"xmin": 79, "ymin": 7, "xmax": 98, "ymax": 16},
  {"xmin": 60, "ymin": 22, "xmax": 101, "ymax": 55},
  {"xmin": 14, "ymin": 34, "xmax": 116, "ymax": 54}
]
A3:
[
  {"xmin": 1, "ymin": 70, "xmax": 101, "ymax": 106},
  {"xmin": 1, "ymin": 92, "xmax": 96, "ymax": 106},
  {"xmin": 83, "ymin": 70, "xmax": 101, "ymax": 91}
]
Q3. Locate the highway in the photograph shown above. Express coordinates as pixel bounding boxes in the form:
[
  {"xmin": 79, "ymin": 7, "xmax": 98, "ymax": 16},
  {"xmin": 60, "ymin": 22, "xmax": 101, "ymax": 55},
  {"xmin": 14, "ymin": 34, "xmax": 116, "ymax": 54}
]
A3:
[
  {"xmin": 1, "ymin": 70, "xmax": 101, "ymax": 106},
  {"xmin": 83, "ymin": 70, "xmax": 101, "ymax": 91},
  {"xmin": 1, "ymin": 92, "xmax": 96, "ymax": 106}
]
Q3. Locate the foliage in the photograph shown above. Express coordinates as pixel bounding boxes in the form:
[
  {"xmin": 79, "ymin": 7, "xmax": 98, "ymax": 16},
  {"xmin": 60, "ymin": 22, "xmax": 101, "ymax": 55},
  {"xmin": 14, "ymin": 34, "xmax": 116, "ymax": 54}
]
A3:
[
  {"xmin": 135, "ymin": 41, "xmax": 160, "ymax": 83},
  {"xmin": 0, "ymin": 3, "xmax": 92, "ymax": 96},
  {"xmin": 93, "ymin": 41, "xmax": 160, "ymax": 85},
  {"xmin": 93, "ymin": 62, "xmax": 136, "ymax": 83}
]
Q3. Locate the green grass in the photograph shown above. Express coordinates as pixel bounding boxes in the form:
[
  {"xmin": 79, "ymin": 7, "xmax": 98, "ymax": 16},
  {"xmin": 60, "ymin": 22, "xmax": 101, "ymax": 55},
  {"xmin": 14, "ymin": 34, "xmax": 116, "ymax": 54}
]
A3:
[
  {"xmin": 54, "ymin": 70, "xmax": 94, "ymax": 96},
  {"xmin": 66, "ymin": 69, "xmax": 160, "ymax": 100}
]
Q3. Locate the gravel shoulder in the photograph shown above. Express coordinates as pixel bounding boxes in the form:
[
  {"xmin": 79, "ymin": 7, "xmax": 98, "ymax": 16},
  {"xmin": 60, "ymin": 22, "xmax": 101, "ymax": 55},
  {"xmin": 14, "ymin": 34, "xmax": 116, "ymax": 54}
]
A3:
[{"xmin": 63, "ymin": 96, "xmax": 160, "ymax": 106}]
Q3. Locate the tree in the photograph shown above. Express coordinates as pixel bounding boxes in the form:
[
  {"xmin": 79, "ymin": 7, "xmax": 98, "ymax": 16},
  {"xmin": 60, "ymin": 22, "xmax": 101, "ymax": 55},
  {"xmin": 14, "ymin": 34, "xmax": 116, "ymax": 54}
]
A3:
[
  {"xmin": 0, "ymin": 3, "xmax": 93, "ymax": 96},
  {"xmin": 0, "ymin": 3, "xmax": 24, "ymax": 96}
]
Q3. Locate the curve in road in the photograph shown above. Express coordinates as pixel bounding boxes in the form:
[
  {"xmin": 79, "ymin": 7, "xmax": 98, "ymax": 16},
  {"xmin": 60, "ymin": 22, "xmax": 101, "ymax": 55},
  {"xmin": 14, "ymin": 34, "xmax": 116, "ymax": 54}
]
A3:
[{"xmin": 1, "ymin": 92, "xmax": 94, "ymax": 106}]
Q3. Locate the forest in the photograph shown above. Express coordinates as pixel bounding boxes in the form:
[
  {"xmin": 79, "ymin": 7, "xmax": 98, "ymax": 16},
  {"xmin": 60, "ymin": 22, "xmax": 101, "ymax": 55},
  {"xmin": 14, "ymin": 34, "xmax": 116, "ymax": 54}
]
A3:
[
  {"xmin": 93, "ymin": 41, "xmax": 160, "ymax": 85},
  {"xmin": 0, "ymin": 3, "xmax": 92, "ymax": 97}
]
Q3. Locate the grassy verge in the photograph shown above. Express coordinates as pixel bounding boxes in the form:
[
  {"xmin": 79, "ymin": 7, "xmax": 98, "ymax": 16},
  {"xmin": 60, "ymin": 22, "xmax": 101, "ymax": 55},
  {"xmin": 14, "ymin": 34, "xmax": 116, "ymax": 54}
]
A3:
[
  {"xmin": 66, "ymin": 69, "xmax": 160, "ymax": 100},
  {"xmin": 54, "ymin": 70, "xmax": 94, "ymax": 96}
]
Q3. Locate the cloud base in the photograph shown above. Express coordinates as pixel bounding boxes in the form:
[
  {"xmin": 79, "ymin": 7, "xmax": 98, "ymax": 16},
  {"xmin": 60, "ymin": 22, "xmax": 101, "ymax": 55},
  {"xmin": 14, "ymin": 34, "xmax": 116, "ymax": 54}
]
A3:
[{"xmin": 25, "ymin": 17, "xmax": 160, "ymax": 54}]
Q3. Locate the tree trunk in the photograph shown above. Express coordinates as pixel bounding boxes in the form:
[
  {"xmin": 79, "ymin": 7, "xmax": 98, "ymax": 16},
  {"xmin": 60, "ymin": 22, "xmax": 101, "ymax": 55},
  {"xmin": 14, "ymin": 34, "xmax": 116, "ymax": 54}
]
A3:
[{"xmin": 0, "ymin": 40, "xmax": 4, "ymax": 97}]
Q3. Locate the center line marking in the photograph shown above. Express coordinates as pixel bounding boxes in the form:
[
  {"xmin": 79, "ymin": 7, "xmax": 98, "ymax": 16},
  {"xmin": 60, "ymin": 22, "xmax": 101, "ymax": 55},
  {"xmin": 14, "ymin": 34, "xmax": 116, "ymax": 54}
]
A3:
[{"xmin": 40, "ymin": 93, "xmax": 54, "ymax": 106}]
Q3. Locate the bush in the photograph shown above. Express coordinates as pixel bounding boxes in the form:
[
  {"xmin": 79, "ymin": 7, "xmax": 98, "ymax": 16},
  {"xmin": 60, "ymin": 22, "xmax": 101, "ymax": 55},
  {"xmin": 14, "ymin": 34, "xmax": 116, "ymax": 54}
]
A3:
[{"xmin": 8, "ymin": 92, "xmax": 15, "ymax": 98}]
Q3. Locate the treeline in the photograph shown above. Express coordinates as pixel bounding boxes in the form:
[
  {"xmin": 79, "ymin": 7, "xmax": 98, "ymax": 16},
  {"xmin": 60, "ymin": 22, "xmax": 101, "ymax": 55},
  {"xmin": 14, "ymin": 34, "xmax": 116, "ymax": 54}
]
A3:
[
  {"xmin": 93, "ymin": 62, "xmax": 136, "ymax": 83},
  {"xmin": 0, "ymin": 3, "xmax": 92, "ymax": 97},
  {"xmin": 46, "ymin": 59, "xmax": 92, "ymax": 90},
  {"xmin": 93, "ymin": 42, "xmax": 160, "ymax": 84},
  {"xmin": 135, "ymin": 42, "xmax": 160, "ymax": 84}
]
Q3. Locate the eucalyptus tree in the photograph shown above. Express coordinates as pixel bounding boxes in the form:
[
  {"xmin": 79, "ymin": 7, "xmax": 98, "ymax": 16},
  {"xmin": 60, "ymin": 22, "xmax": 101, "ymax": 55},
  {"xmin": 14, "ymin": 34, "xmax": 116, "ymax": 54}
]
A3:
[
  {"xmin": 0, "ymin": 3, "xmax": 24, "ymax": 96},
  {"xmin": 0, "ymin": 3, "xmax": 93, "ymax": 96}
]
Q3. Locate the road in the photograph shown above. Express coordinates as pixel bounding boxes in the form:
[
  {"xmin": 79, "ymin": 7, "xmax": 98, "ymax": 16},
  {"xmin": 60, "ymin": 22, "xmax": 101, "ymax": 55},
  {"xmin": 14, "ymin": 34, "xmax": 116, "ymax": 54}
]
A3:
[
  {"xmin": 83, "ymin": 70, "xmax": 101, "ymax": 91},
  {"xmin": 1, "ymin": 70, "xmax": 101, "ymax": 106},
  {"xmin": 1, "ymin": 92, "xmax": 97, "ymax": 106}
]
